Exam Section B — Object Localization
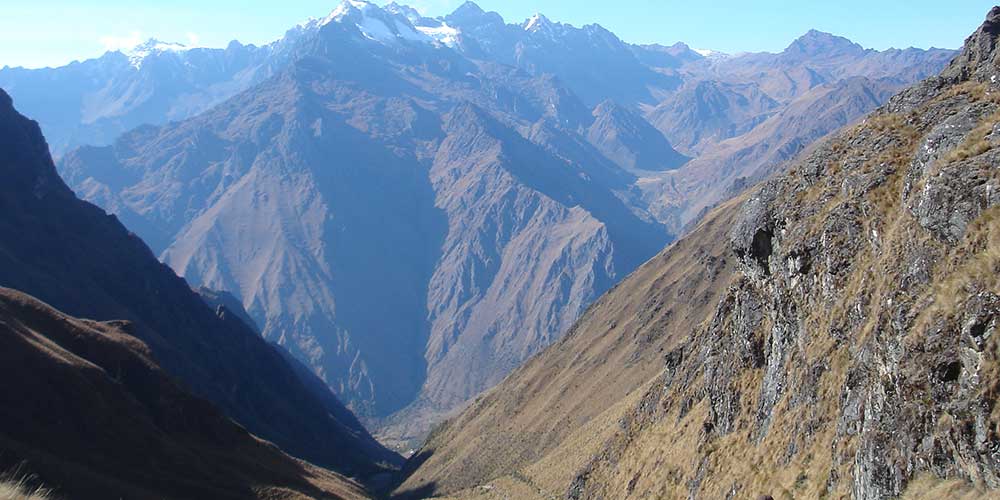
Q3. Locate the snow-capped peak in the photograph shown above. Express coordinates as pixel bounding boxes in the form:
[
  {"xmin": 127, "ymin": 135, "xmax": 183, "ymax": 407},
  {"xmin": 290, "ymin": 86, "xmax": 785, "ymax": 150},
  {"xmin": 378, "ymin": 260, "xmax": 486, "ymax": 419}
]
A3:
[
  {"xmin": 523, "ymin": 13, "xmax": 551, "ymax": 32},
  {"xmin": 122, "ymin": 38, "xmax": 188, "ymax": 69},
  {"xmin": 322, "ymin": 0, "xmax": 373, "ymax": 24},
  {"xmin": 692, "ymin": 48, "xmax": 731, "ymax": 60},
  {"xmin": 295, "ymin": 0, "xmax": 468, "ymax": 48},
  {"xmin": 415, "ymin": 22, "xmax": 460, "ymax": 47}
]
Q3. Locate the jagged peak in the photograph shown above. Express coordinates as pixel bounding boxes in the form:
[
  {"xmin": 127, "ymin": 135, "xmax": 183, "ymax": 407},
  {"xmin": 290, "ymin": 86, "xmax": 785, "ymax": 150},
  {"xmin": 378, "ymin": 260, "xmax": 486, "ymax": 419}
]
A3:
[
  {"xmin": 943, "ymin": 6, "xmax": 1000, "ymax": 83},
  {"xmin": 784, "ymin": 29, "xmax": 863, "ymax": 56},
  {"xmin": 451, "ymin": 0, "xmax": 485, "ymax": 16},
  {"xmin": 118, "ymin": 38, "xmax": 189, "ymax": 69},
  {"xmin": 524, "ymin": 13, "xmax": 553, "ymax": 32},
  {"xmin": 593, "ymin": 98, "xmax": 626, "ymax": 116}
]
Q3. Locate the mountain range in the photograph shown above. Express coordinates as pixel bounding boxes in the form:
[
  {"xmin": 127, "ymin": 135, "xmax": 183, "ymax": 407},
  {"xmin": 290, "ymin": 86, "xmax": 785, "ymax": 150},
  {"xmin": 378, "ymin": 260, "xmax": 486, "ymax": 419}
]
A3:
[
  {"xmin": 2, "ymin": 2, "xmax": 1000, "ymax": 499},
  {"xmin": 2, "ymin": 0, "xmax": 957, "ymax": 450},
  {"xmin": 397, "ymin": 7, "xmax": 1000, "ymax": 498}
]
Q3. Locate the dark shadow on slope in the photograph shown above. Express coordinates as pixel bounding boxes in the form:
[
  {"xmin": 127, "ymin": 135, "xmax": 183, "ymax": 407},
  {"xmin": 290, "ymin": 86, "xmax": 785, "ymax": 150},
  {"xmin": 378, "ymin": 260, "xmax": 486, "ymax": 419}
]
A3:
[{"xmin": 300, "ymin": 93, "xmax": 449, "ymax": 419}]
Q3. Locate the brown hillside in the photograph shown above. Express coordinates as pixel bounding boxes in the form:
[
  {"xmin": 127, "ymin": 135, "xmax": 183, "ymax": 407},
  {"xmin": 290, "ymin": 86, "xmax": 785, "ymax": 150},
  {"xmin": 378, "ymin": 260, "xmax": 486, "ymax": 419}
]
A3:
[{"xmin": 0, "ymin": 287, "xmax": 367, "ymax": 500}]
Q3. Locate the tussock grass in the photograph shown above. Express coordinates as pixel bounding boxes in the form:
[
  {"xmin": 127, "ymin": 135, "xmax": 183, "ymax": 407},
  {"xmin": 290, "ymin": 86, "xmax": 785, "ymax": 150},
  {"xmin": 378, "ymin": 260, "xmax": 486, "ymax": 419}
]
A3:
[
  {"xmin": 943, "ymin": 80, "xmax": 1000, "ymax": 105},
  {"xmin": 945, "ymin": 111, "xmax": 1000, "ymax": 163},
  {"xmin": 0, "ymin": 471, "xmax": 54, "ymax": 500},
  {"xmin": 902, "ymin": 474, "xmax": 1000, "ymax": 499}
]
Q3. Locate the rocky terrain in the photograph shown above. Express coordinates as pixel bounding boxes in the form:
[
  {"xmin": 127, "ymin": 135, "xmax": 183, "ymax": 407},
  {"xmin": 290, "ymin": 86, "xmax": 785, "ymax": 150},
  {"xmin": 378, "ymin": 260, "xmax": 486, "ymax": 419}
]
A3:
[
  {"xmin": 16, "ymin": 0, "xmax": 956, "ymax": 450},
  {"xmin": 0, "ymin": 287, "xmax": 368, "ymax": 500},
  {"xmin": 398, "ymin": 7, "xmax": 1000, "ymax": 499},
  {"xmin": 0, "ymin": 87, "xmax": 398, "ymax": 480}
]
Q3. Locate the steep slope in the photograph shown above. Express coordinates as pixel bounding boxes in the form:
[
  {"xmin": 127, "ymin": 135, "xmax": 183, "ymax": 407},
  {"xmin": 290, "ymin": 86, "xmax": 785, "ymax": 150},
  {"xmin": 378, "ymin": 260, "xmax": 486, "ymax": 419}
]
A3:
[
  {"xmin": 0, "ymin": 287, "xmax": 367, "ymax": 500},
  {"xmin": 400, "ymin": 8, "xmax": 1000, "ymax": 499},
  {"xmin": 57, "ymin": 5, "xmax": 670, "ymax": 450},
  {"xmin": 42, "ymin": 0, "xmax": 955, "ymax": 451},
  {"xmin": 396, "ymin": 195, "xmax": 743, "ymax": 497},
  {"xmin": 0, "ymin": 88, "xmax": 398, "ymax": 477}
]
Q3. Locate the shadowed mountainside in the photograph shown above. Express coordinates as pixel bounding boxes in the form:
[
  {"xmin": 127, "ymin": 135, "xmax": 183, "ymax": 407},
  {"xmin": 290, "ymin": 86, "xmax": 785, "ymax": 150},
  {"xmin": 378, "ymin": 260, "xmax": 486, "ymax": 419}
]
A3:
[{"xmin": 0, "ymin": 287, "xmax": 368, "ymax": 500}]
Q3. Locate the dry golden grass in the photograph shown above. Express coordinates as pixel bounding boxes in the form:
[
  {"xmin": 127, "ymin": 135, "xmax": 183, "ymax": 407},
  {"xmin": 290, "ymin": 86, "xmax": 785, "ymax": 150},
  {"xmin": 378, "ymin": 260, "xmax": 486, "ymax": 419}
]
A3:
[
  {"xmin": 902, "ymin": 474, "xmax": 1000, "ymax": 499},
  {"xmin": 945, "ymin": 110, "xmax": 1000, "ymax": 163}
]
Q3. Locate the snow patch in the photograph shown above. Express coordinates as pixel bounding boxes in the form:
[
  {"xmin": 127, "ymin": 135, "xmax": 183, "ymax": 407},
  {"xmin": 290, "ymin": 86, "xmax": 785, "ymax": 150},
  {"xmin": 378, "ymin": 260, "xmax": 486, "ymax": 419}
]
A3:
[
  {"xmin": 524, "ymin": 13, "xmax": 547, "ymax": 31},
  {"xmin": 123, "ymin": 39, "xmax": 189, "ymax": 69},
  {"xmin": 416, "ymin": 22, "xmax": 460, "ymax": 47},
  {"xmin": 307, "ymin": 0, "xmax": 435, "ymax": 45}
]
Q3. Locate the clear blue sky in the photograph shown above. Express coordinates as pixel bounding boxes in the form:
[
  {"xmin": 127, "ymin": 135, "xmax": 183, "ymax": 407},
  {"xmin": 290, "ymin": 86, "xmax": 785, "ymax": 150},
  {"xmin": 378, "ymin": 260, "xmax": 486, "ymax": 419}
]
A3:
[{"xmin": 1, "ymin": 0, "xmax": 994, "ymax": 68}]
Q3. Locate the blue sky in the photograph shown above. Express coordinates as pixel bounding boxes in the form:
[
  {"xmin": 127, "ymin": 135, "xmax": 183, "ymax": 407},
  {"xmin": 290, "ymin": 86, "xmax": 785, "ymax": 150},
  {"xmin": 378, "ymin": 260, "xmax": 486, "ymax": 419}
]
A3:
[{"xmin": 1, "ymin": 0, "xmax": 994, "ymax": 68}]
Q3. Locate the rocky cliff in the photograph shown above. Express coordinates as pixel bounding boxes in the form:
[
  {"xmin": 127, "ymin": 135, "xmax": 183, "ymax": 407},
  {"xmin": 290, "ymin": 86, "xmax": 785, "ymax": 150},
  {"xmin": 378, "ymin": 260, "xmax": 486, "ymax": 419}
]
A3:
[{"xmin": 399, "ymin": 7, "xmax": 1000, "ymax": 499}]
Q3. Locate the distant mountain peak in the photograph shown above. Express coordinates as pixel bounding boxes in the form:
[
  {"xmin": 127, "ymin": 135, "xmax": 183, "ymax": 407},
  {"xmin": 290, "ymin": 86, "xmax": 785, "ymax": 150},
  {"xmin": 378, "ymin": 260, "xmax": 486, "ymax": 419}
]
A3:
[
  {"xmin": 784, "ymin": 29, "xmax": 864, "ymax": 57},
  {"xmin": 452, "ymin": 0, "xmax": 485, "ymax": 16},
  {"xmin": 317, "ymin": 0, "xmax": 438, "ymax": 45},
  {"xmin": 384, "ymin": 1, "xmax": 421, "ymax": 20},
  {"xmin": 524, "ymin": 13, "xmax": 554, "ymax": 32},
  {"xmin": 942, "ymin": 5, "xmax": 1000, "ymax": 82},
  {"xmin": 121, "ymin": 38, "xmax": 188, "ymax": 68}
]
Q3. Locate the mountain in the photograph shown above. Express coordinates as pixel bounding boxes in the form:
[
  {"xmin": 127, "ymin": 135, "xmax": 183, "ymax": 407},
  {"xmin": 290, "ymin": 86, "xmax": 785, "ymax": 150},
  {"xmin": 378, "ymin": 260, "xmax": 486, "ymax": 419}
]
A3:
[
  {"xmin": 646, "ymin": 79, "xmax": 779, "ymax": 154},
  {"xmin": 0, "ymin": 287, "xmax": 368, "ymax": 500},
  {"xmin": 630, "ymin": 42, "xmax": 705, "ymax": 70},
  {"xmin": 644, "ymin": 76, "xmax": 901, "ymax": 231},
  {"xmin": 0, "ymin": 30, "xmax": 320, "ymax": 156},
  {"xmin": 398, "ymin": 7, "xmax": 1000, "ymax": 498},
  {"xmin": 638, "ymin": 33, "xmax": 956, "ymax": 233},
  {"xmin": 55, "ymin": 3, "xmax": 671, "ymax": 451},
  {"xmin": 586, "ymin": 100, "xmax": 689, "ymax": 171},
  {"xmin": 685, "ymin": 29, "xmax": 956, "ymax": 104},
  {"xmin": 0, "ymin": 87, "xmax": 398, "ymax": 478},
  {"xmin": 442, "ymin": 2, "xmax": 679, "ymax": 106}
]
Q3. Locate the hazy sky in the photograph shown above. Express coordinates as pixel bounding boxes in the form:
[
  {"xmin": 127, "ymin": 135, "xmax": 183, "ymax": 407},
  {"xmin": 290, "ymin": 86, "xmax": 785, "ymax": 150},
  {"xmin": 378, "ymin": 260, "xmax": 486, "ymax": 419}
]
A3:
[{"xmin": 1, "ymin": 0, "xmax": 994, "ymax": 69}]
